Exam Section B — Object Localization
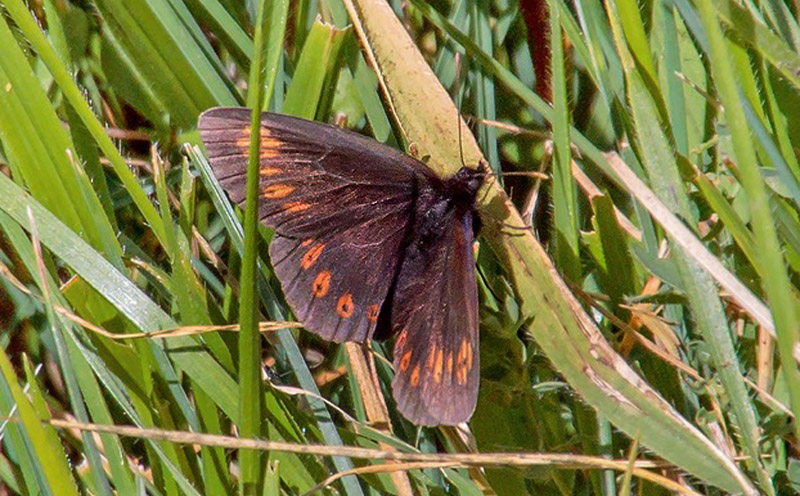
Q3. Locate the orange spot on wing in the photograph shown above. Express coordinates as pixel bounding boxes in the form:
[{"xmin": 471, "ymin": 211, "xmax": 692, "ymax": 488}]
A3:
[
  {"xmin": 458, "ymin": 339, "xmax": 469, "ymax": 365},
  {"xmin": 283, "ymin": 201, "xmax": 310, "ymax": 213},
  {"xmin": 426, "ymin": 345, "xmax": 437, "ymax": 370},
  {"xmin": 337, "ymin": 294, "xmax": 354, "ymax": 318},
  {"xmin": 262, "ymin": 184, "xmax": 294, "ymax": 198},
  {"xmin": 301, "ymin": 243, "xmax": 325, "ymax": 270},
  {"xmin": 235, "ymin": 126, "xmax": 282, "ymax": 158},
  {"xmin": 301, "ymin": 238, "xmax": 314, "ymax": 247},
  {"xmin": 312, "ymin": 271, "xmax": 331, "ymax": 297},
  {"xmin": 260, "ymin": 146, "xmax": 280, "ymax": 159},
  {"xmin": 433, "ymin": 348, "xmax": 444, "ymax": 384},
  {"xmin": 457, "ymin": 365, "xmax": 467, "ymax": 385},
  {"xmin": 410, "ymin": 365, "xmax": 420, "ymax": 387},
  {"xmin": 235, "ymin": 129, "xmax": 250, "ymax": 151},
  {"xmin": 456, "ymin": 339, "xmax": 471, "ymax": 385},
  {"xmin": 366, "ymin": 304, "xmax": 379, "ymax": 322},
  {"xmin": 399, "ymin": 350, "xmax": 412, "ymax": 372},
  {"xmin": 260, "ymin": 166, "xmax": 281, "ymax": 176},
  {"xmin": 395, "ymin": 330, "xmax": 407, "ymax": 351}
]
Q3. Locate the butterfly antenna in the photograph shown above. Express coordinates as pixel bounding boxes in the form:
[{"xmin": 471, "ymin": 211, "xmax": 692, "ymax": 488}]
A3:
[{"xmin": 453, "ymin": 51, "xmax": 468, "ymax": 169}]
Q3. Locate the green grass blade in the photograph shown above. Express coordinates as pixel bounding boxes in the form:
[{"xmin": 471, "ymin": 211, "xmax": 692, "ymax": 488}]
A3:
[
  {"xmin": 238, "ymin": 0, "xmax": 271, "ymax": 491},
  {"xmin": 283, "ymin": 20, "xmax": 348, "ymax": 119},
  {"xmin": 0, "ymin": 348, "xmax": 80, "ymax": 496},
  {"xmin": 550, "ymin": 0, "xmax": 581, "ymax": 282}
]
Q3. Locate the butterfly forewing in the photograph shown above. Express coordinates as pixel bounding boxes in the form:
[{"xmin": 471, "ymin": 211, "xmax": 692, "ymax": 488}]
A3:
[
  {"xmin": 199, "ymin": 108, "xmax": 428, "ymax": 342},
  {"xmin": 390, "ymin": 212, "xmax": 480, "ymax": 425}
]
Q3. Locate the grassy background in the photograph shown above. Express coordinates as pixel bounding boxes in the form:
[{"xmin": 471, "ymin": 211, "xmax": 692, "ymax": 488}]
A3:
[{"xmin": 1, "ymin": 0, "xmax": 799, "ymax": 495}]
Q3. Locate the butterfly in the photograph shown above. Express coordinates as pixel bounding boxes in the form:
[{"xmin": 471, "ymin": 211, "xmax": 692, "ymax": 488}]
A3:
[{"xmin": 198, "ymin": 107, "xmax": 483, "ymax": 425}]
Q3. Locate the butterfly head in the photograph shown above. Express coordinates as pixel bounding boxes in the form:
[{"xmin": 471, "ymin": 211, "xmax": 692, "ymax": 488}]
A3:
[{"xmin": 448, "ymin": 166, "xmax": 484, "ymax": 207}]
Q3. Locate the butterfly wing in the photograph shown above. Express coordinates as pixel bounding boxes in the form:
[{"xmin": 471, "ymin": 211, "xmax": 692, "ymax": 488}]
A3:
[
  {"xmin": 389, "ymin": 212, "xmax": 480, "ymax": 426},
  {"xmin": 199, "ymin": 107, "xmax": 440, "ymax": 342}
]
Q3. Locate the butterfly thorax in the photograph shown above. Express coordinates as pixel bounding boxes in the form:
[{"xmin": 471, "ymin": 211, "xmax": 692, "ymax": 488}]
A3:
[{"xmin": 412, "ymin": 167, "xmax": 482, "ymax": 246}]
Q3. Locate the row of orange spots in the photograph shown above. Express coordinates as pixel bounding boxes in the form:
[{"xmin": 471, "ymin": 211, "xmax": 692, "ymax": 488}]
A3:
[
  {"xmin": 235, "ymin": 126, "xmax": 282, "ymax": 159},
  {"xmin": 262, "ymin": 184, "xmax": 294, "ymax": 199},
  {"xmin": 309, "ymin": 267, "xmax": 379, "ymax": 323},
  {"xmin": 301, "ymin": 243, "xmax": 325, "ymax": 270},
  {"xmin": 456, "ymin": 338, "xmax": 473, "ymax": 385}
]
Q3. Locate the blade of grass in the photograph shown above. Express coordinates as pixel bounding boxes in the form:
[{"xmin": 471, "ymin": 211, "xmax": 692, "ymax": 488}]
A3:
[
  {"xmin": 27, "ymin": 225, "xmax": 114, "ymax": 496},
  {"xmin": 283, "ymin": 20, "xmax": 349, "ymax": 118},
  {"xmin": 470, "ymin": 0, "xmax": 499, "ymax": 171},
  {"xmin": 93, "ymin": 0, "xmax": 239, "ymax": 126},
  {"xmin": 549, "ymin": 0, "xmax": 581, "ymax": 282},
  {"xmin": 0, "ymin": 173, "xmax": 239, "ymax": 421},
  {"xmin": 409, "ymin": 0, "xmax": 774, "ymax": 335},
  {"xmin": 259, "ymin": 0, "xmax": 290, "ymax": 112},
  {"xmin": 714, "ymin": 0, "xmax": 800, "ymax": 92},
  {"xmin": 239, "ymin": 0, "xmax": 272, "ymax": 491},
  {"xmin": 0, "ymin": 348, "xmax": 80, "ymax": 496},
  {"xmin": 184, "ymin": 0, "xmax": 253, "ymax": 71}
]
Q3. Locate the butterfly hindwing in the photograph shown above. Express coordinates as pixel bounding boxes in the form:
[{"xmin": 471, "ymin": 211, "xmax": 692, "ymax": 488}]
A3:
[
  {"xmin": 390, "ymin": 212, "xmax": 480, "ymax": 425},
  {"xmin": 199, "ymin": 108, "xmax": 437, "ymax": 342}
]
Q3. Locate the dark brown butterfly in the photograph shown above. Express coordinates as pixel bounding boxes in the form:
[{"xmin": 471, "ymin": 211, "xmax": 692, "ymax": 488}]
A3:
[{"xmin": 198, "ymin": 107, "xmax": 482, "ymax": 425}]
